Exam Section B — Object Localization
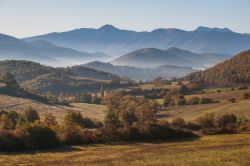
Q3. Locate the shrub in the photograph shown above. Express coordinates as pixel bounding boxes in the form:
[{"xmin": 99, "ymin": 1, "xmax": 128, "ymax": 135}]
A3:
[
  {"xmin": 241, "ymin": 93, "xmax": 250, "ymax": 100},
  {"xmin": 17, "ymin": 124, "xmax": 59, "ymax": 150},
  {"xmin": 175, "ymin": 94, "xmax": 186, "ymax": 105},
  {"xmin": 171, "ymin": 117, "xmax": 186, "ymax": 128},
  {"xmin": 138, "ymin": 122, "xmax": 196, "ymax": 140},
  {"xmin": 178, "ymin": 85, "xmax": 190, "ymax": 94},
  {"xmin": 199, "ymin": 97, "xmax": 213, "ymax": 104},
  {"xmin": 0, "ymin": 130, "xmax": 25, "ymax": 151},
  {"xmin": 188, "ymin": 97, "xmax": 200, "ymax": 105},
  {"xmin": 59, "ymin": 124, "xmax": 83, "ymax": 145},
  {"xmin": 0, "ymin": 114, "xmax": 15, "ymax": 130},
  {"xmin": 217, "ymin": 89, "xmax": 221, "ymax": 93},
  {"xmin": 100, "ymin": 124, "xmax": 119, "ymax": 142},
  {"xmin": 43, "ymin": 113, "xmax": 58, "ymax": 127},
  {"xmin": 185, "ymin": 122, "xmax": 201, "ymax": 131},
  {"xmin": 198, "ymin": 113, "xmax": 216, "ymax": 133},
  {"xmin": 238, "ymin": 85, "xmax": 248, "ymax": 90},
  {"xmin": 216, "ymin": 114, "xmax": 237, "ymax": 131},
  {"xmin": 228, "ymin": 98, "xmax": 236, "ymax": 103}
]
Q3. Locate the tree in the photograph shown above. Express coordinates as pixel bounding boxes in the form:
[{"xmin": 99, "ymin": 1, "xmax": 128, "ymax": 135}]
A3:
[
  {"xmin": 198, "ymin": 113, "xmax": 216, "ymax": 129},
  {"xmin": 216, "ymin": 114, "xmax": 237, "ymax": 129},
  {"xmin": 188, "ymin": 97, "xmax": 200, "ymax": 105},
  {"xmin": 175, "ymin": 94, "xmax": 186, "ymax": 105},
  {"xmin": 104, "ymin": 109, "xmax": 121, "ymax": 127},
  {"xmin": 1, "ymin": 73, "xmax": 18, "ymax": 88},
  {"xmin": 64, "ymin": 111, "xmax": 84, "ymax": 127},
  {"xmin": 100, "ymin": 86, "xmax": 104, "ymax": 99},
  {"xmin": 43, "ymin": 113, "xmax": 58, "ymax": 127},
  {"xmin": 92, "ymin": 94, "xmax": 101, "ymax": 104},
  {"xmin": 171, "ymin": 117, "xmax": 186, "ymax": 128},
  {"xmin": 178, "ymin": 85, "xmax": 190, "ymax": 94},
  {"xmin": 23, "ymin": 108, "xmax": 40, "ymax": 123},
  {"xmin": 0, "ymin": 114, "xmax": 14, "ymax": 129}
]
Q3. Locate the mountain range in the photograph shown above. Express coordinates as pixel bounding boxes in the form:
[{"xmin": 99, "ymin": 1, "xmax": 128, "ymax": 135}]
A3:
[
  {"xmin": 0, "ymin": 33, "xmax": 110, "ymax": 67},
  {"xmin": 23, "ymin": 25, "xmax": 250, "ymax": 56},
  {"xmin": 111, "ymin": 47, "xmax": 229, "ymax": 68}
]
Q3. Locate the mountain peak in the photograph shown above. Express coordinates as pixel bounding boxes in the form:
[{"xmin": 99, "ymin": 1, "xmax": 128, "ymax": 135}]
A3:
[
  {"xmin": 195, "ymin": 26, "xmax": 233, "ymax": 33},
  {"xmin": 99, "ymin": 24, "xmax": 119, "ymax": 31}
]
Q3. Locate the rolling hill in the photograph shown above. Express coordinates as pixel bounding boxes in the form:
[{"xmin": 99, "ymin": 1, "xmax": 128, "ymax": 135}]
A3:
[
  {"xmin": 186, "ymin": 49, "xmax": 250, "ymax": 84},
  {"xmin": 23, "ymin": 25, "xmax": 250, "ymax": 56},
  {"xmin": 0, "ymin": 34, "xmax": 110, "ymax": 67},
  {"xmin": 83, "ymin": 61, "xmax": 195, "ymax": 81},
  {"xmin": 0, "ymin": 60, "xmax": 122, "ymax": 94},
  {"xmin": 111, "ymin": 47, "xmax": 229, "ymax": 68}
]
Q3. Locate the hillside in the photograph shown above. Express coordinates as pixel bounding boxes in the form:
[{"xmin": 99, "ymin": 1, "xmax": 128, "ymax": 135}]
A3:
[
  {"xmin": 83, "ymin": 61, "xmax": 195, "ymax": 81},
  {"xmin": 187, "ymin": 50, "xmax": 250, "ymax": 84},
  {"xmin": 111, "ymin": 47, "xmax": 229, "ymax": 68},
  {"xmin": 23, "ymin": 25, "xmax": 250, "ymax": 56},
  {"xmin": 0, "ymin": 60, "xmax": 122, "ymax": 94},
  {"xmin": 0, "ymin": 34, "xmax": 110, "ymax": 67}
]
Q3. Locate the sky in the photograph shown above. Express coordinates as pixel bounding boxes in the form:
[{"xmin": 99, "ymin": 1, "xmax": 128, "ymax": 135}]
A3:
[{"xmin": 0, "ymin": 0, "xmax": 250, "ymax": 38}]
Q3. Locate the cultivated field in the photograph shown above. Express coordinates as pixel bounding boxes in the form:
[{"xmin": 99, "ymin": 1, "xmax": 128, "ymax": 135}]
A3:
[{"xmin": 0, "ymin": 134, "xmax": 249, "ymax": 165}]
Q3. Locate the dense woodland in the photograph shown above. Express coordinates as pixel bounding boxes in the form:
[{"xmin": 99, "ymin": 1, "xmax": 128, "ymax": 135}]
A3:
[{"xmin": 186, "ymin": 50, "xmax": 250, "ymax": 85}]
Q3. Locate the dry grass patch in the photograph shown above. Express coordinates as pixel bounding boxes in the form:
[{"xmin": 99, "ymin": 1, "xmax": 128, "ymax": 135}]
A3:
[{"xmin": 0, "ymin": 134, "xmax": 249, "ymax": 166}]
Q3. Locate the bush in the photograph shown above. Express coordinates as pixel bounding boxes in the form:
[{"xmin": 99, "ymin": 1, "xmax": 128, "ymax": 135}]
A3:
[
  {"xmin": 138, "ymin": 122, "xmax": 196, "ymax": 140},
  {"xmin": 197, "ymin": 113, "xmax": 242, "ymax": 134},
  {"xmin": 99, "ymin": 124, "xmax": 119, "ymax": 142},
  {"xmin": 198, "ymin": 113, "xmax": 216, "ymax": 133},
  {"xmin": 238, "ymin": 85, "xmax": 248, "ymax": 90},
  {"xmin": 0, "ymin": 130, "xmax": 25, "ymax": 151},
  {"xmin": 185, "ymin": 122, "xmax": 201, "ymax": 131},
  {"xmin": 59, "ymin": 125, "xmax": 98, "ymax": 145},
  {"xmin": 17, "ymin": 124, "xmax": 59, "ymax": 150},
  {"xmin": 228, "ymin": 98, "xmax": 236, "ymax": 103},
  {"xmin": 199, "ymin": 97, "xmax": 213, "ymax": 104},
  {"xmin": 171, "ymin": 117, "xmax": 186, "ymax": 128},
  {"xmin": 241, "ymin": 93, "xmax": 250, "ymax": 100},
  {"xmin": 188, "ymin": 97, "xmax": 200, "ymax": 105},
  {"xmin": 216, "ymin": 114, "xmax": 237, "ymax": 133}
]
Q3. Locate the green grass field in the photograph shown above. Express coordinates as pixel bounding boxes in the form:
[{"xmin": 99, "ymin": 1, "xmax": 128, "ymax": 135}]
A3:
[{"xmin": 0, "ymin": 134, "xmax": 249, "ymax": 165}]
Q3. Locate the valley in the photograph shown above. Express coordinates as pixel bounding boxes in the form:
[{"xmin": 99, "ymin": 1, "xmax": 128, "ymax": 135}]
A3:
[{"xmin": 0, "ymin": 1, "xmax": 250, "ymax": 164}]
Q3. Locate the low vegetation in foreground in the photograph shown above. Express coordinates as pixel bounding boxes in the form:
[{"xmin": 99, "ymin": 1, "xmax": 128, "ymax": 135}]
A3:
[{"xmin": 0, "ymin": 134, "xmax": 249, "ymax": 166}]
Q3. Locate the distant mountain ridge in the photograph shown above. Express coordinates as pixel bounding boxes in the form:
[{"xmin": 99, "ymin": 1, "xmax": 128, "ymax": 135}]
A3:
[
  {"xmin": 111, "ymin": 47, "xmax": 229, "ymax": 68},
  {"xmin": 0, "ymin": 34, "xmax": 111, "ymax": 67},
  {"xmin": 23, "ymin": 25, "xmax": 250, "ymax": 56}
]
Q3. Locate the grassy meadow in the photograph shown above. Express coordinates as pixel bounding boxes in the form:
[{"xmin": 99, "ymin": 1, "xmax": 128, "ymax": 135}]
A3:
[
  {"xmin": 0, "ymin": 134, "xmax": 249, "ymax": 165},
  {"xmin": 0, "ymin": 93, "xmax": 107, "ymax": 122}
]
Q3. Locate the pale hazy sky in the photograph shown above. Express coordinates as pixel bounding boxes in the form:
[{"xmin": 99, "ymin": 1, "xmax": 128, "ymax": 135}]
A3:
[{"xmin": 0, "ymin": 0, "xmax": 250, "ymax": 38}]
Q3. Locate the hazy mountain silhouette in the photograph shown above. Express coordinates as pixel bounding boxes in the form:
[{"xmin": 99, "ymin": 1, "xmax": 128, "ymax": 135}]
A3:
[
  {"xmin": 23, "ymin": 25, "xmax": 250, "ymax": 56},
  {"xmin": 83, "ymin": 61, "xmax": 195, "ymax": 81},
  {"xmin": 0, "ymin": 34, "xmax": 110, "ymax": 67}
]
